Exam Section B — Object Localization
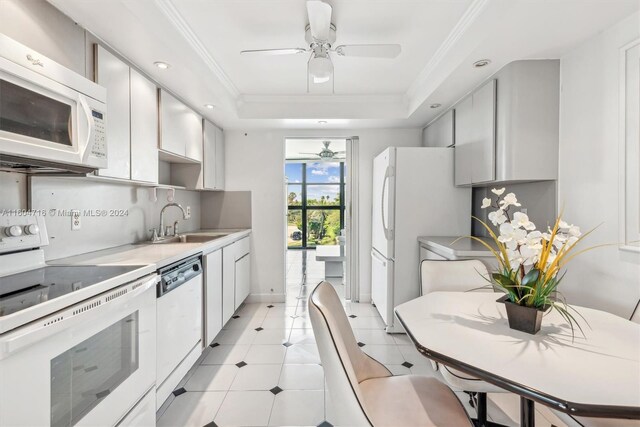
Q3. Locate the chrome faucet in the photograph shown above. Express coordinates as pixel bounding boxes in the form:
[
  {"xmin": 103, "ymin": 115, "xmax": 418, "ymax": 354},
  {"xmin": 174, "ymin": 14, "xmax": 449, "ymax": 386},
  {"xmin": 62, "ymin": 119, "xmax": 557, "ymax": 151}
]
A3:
[{"xmin": 159, "ymin": 203, "xmax": 188, "ymax": 238}]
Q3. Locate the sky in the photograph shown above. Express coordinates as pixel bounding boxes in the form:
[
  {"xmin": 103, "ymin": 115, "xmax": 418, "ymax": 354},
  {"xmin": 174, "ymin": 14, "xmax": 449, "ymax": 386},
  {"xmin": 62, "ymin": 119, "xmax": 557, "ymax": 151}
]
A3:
[{"xmin": 285, "ymin": 162, "xmax": 341, "ymax": 184}]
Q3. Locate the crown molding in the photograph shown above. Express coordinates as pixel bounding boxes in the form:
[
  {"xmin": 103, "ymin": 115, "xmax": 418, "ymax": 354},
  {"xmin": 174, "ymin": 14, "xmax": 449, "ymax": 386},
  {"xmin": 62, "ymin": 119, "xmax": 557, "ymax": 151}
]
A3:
[
  {"xmin": 405, "ymin": 0, "xmax": 490, "ymax": 107},
  {"xmin": 154, "ymin": 0, "xmax": 240, "ymax": 99}
]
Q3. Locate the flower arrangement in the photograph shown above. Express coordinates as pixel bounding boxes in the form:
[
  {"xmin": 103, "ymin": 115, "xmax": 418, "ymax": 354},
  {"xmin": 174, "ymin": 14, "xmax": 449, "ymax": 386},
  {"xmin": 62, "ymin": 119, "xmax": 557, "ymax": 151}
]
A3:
[{"xmin": 470, "ymin": 188, "xmax": 595, "ymax": 335}]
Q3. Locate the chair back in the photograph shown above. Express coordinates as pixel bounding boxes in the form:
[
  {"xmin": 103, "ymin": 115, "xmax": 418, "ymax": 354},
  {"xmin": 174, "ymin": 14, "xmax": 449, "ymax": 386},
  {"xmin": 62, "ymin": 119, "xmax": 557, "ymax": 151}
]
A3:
[
  {"xmin": 420, "ymin": 260, "xmax": 490, "ymax": 295},
  {"xmin": 631, "ymin": 300, "xmax": 640, "ymax": 324},
  {"xmin": 309, "ymin": 282, "xmax": 391, "ymax": 426}
]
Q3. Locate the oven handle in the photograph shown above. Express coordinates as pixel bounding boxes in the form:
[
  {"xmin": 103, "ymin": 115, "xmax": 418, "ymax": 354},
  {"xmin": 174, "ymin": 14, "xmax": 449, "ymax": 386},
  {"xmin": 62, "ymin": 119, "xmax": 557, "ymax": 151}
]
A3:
[
  {"xmin": 78, "ymin": 94, "xmax": 95, "ymax": 162},
  {"xmin": 0, "ymin": 275, "xmax": 157, "ymax": 359}
]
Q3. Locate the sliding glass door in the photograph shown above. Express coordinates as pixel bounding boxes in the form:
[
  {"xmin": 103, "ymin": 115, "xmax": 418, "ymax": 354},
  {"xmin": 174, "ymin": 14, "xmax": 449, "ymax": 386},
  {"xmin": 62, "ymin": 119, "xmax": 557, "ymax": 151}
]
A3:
[{"xmin": 286, "ymin": 162, "xmax": 345, "ymax": 249}]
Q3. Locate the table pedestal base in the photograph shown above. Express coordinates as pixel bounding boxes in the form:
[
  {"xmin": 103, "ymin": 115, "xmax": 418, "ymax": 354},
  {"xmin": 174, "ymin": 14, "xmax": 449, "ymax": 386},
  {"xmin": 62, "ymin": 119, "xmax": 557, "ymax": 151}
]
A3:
[
  {"xmin": 520, "ymin": 397, "xmax": 535, "ymax": 427},
  {"xmin": 469, "ymin": 393, "xmax": 510, "ymax": 427}
]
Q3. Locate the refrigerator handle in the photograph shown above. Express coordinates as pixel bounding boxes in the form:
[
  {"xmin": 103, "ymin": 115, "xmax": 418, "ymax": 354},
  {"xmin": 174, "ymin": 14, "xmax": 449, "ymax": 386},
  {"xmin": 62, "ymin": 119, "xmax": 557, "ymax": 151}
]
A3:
[
  {"xmin": 371, "ymin": 249, "xmax": 387, "ymax": 267},
  {"xmin": 381, "ymin": 166, "xmax": 393, "ymax": 241}
]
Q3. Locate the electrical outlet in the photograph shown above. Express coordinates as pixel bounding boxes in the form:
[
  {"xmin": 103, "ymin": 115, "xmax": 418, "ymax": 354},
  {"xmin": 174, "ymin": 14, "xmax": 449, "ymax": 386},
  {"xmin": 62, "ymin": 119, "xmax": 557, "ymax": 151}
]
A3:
[
  {"xmin": 71, "ymin": 210, "xmax": 81, "ymax": 230},
  {"xmin": 186, "ymin": 206, "xmax": 191, "ymax": 219}
]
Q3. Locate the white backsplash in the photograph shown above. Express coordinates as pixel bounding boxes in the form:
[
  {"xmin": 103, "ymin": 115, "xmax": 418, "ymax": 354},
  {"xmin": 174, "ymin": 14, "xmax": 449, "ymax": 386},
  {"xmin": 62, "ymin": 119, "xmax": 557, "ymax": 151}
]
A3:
[{"xmin": 28, "ymin": 176, "xmax": 201, "ymax": 260}]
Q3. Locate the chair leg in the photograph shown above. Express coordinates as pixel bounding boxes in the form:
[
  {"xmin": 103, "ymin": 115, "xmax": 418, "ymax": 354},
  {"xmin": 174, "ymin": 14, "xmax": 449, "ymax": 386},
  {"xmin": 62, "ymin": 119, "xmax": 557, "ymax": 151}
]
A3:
[{"xmin": 470, "ymin": 392, "xmax": 510, "ymax": 427}]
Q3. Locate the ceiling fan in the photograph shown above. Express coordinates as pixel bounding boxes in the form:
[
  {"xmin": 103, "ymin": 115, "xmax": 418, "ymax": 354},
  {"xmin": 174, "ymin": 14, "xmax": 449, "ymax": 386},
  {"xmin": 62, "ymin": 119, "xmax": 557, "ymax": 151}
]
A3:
[
  {"xmin": 290, "ymin": 141, "xmax": 346, "ymax": 161},
  {"xmin": 240, "ymin": 0, "xmax": 401, "ymax": 89}
]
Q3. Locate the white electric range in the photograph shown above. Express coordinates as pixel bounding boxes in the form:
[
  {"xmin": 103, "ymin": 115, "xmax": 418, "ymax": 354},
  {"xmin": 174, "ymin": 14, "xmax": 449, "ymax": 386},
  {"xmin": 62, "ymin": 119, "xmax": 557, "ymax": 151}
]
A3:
[{"xmin": 0, "ymin": 213, "xmax": 158, "ymax": 427}]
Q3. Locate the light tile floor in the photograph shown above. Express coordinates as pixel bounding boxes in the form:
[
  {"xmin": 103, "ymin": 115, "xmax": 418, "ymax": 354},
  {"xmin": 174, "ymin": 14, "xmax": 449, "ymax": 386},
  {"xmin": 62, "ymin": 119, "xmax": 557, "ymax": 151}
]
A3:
[{"xmin": 157, "ymin": 250, "xmax": 568, "ymax": 427}]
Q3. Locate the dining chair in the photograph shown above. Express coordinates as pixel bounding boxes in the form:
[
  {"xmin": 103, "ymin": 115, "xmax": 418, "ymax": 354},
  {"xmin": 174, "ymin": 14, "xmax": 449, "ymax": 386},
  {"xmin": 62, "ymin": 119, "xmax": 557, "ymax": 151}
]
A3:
[
  {"xmin": 550, "ymin": 299, "xmax": 640, "ymax": 427},
  {"xmin": 309, "ymin": 281, "xmax": 473, "ymax": 427},
  {"xmin": 420, "ymin": 259, "xmax": 508, "ymax": 427}
]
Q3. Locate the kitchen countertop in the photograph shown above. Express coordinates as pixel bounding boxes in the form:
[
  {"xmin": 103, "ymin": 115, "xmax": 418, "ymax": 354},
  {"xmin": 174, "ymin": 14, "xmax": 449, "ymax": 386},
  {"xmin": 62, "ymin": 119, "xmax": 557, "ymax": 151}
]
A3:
[
  {"xmin": 418, "ymin": 236, "xmax": 496, "ymax": 259},
  {"xmin": 51, "ymin": 229, "xmax": 251, "ymax": 270}
]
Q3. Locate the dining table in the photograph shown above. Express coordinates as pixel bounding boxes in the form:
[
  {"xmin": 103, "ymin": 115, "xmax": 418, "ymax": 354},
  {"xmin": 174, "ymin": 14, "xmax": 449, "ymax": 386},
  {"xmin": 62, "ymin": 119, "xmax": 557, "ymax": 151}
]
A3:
[{"xmin": 394, "ymin": 292, "xmax": 640, "ymax": 427}]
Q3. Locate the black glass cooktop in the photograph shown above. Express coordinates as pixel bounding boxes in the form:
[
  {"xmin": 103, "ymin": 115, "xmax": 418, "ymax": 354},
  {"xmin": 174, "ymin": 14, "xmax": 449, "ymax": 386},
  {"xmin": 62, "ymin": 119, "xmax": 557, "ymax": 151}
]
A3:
[{"xmin": 0, "ymin": 265, "xmax": 144, "ymax": 317}]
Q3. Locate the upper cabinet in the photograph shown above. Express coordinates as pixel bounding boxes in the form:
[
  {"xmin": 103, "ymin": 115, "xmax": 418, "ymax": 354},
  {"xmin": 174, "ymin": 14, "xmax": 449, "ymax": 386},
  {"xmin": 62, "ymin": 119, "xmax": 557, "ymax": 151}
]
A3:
[
  {"xmin": 94, "ymin": 45, "xmax": 130, "ymax": 179},
  {"xmin": 214, "ymin": 125, "xmax": 226, "ymax": 190},
  {"xmin": 423, "ymin": 109, "xmax": 455, "ymax": 148},
  {"xmin": 94, "ymin": 45, "xmax": 158, "ymax": 184},
  {"xmin": 159, "ymin": 89, "xmax": 202, "ymax": 162},
  {"xmin": 130, "ymin": 69, "xmax": 158, "ymax": 183},
  {"xmin": 454, "ymin": 60, "xmax": 559, "ymax": 187},
  {"xmin": 203, "ymin": 120, "xmax": 226, "ymax": 191}
]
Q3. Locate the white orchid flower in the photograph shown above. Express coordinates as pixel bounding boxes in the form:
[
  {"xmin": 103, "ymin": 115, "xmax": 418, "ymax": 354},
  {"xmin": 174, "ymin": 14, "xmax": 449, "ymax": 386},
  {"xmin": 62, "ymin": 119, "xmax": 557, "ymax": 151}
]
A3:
[
  {"xmin": 498, "ymin": 223, "xmax": 527, "ymax": 250},
  {"xmin": 491, "ymin": 188, "xmax": 506, "ymax": 196},
  {"xmin": 524, "ymin": 231, "xmax": 543, "ymax": 248},
  {"xmin": 519, "ymin": 245, "xmax": 540, "ymax": 266},
  {"xmin": 481, "ymin": 198, "xmax": 492, "ymax": 209},
  {"xmin": 559, "ymin": 220, "xmax": 570, "ymax": 229},
  {"xmin": 513, "ymin": 212, "xmax": 536, "ymax": 231},
  {"xmin": 499, "ymin": 192, "xmax": 521, "ymax": 208},
  {"xmin": 488, "ymin": 210, "xmax": 507, "ymax": 226},
  {"xmin": 568, "ymin": 224, "xmax": 581, "ymax": 237},
  {"xmin": 506, "ymin": 249, "xmax": 524, "ymax": 268}
]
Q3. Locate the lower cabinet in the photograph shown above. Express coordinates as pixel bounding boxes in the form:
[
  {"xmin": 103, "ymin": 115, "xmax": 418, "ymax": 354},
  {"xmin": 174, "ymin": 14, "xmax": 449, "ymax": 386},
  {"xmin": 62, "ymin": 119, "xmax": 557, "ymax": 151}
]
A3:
[
  {"xmin": 222, "ymin": 237, "xmax": 251, "ymax": 323},
  {"xmin": 204, "ymin": 249, "xmax": 223, "ymax": 346}
]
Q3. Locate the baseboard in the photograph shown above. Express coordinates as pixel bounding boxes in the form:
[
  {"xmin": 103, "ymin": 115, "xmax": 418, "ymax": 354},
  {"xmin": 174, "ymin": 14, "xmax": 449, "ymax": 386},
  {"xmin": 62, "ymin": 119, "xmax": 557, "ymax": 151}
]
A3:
[{"xmin": 246, "ymin": 293, "xmax": 286, "ymax": 303}]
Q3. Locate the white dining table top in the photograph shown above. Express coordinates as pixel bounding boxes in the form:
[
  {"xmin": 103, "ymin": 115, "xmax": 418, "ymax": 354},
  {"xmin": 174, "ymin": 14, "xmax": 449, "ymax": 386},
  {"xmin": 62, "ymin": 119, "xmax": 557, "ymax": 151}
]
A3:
[{"xmin": 394, "ymin": 292, "xmax": 640, "ymax": 417}]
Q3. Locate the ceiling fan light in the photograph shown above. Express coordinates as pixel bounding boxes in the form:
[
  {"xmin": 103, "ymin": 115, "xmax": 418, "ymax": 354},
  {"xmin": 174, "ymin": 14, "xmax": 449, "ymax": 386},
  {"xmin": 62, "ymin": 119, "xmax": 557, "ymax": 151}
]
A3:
[{"xmin": 309, "ymin": 55, "xmax": 332, "ymax": 84}]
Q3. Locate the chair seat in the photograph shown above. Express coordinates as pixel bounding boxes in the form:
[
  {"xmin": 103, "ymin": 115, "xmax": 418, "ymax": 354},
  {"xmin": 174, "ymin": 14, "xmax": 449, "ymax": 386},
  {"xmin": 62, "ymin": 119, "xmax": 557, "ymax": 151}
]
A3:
[
  {"xmin": 440, "ymin": 365, "xmax": 505, "ymax": 394},
  {"xmin": 359, "ymin": 375, "xmax": 473, "ymax": 427}
]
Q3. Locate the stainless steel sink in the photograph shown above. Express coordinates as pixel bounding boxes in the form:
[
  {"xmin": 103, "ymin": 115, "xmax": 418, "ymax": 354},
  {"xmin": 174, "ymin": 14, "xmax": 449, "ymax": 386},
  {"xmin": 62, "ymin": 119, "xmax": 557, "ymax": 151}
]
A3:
[{"xmin": 152, "ymin": 234, "xmax": 227, "ymax": 244}]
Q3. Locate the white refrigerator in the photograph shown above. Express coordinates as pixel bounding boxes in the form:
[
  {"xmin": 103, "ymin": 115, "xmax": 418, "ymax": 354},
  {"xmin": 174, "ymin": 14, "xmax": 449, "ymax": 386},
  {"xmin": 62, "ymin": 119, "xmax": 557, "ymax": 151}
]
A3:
[{"xmin": 371, "ymin": 147, "xmax": 471, "ymax": 332}]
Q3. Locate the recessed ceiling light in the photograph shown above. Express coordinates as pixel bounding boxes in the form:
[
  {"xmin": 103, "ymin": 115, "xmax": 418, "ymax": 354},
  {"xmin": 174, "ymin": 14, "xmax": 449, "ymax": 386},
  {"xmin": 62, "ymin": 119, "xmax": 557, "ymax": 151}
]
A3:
[
  {"xmin": 204, "ymin": 104, "xmax": 215, "ymax": 109},
  {"xmin": 430, "ymin": 103, "xmax": 442, "ymax": 109},
  {"xmin": 154, "ymin": 61, "xmax": 171, "ymax": 70},
  {"xmin": 318, "ymin": 120, "xmax": 328, "ymax": 124},
  {"xmin": 473, "ymin": 59, "xmax": 491, "ymax": 68}
]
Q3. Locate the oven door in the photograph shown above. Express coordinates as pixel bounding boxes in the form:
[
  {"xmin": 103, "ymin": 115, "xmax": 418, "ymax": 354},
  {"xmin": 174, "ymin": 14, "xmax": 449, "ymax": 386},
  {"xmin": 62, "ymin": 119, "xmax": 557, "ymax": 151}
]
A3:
[
  {"xmin": 0, "ymin": 274, "xmax": 156, "ymax": 427},
  {"xmin": 0, "ymin": 56, "xmax": 107, "ymax": 169}
]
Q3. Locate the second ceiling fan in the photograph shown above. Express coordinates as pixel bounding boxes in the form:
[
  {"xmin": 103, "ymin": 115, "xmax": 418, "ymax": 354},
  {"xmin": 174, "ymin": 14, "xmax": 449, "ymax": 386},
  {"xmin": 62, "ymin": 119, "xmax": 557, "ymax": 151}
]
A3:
[{"xmin": 240, "ymin": 0, "xmax": 401, "ymax": 87}]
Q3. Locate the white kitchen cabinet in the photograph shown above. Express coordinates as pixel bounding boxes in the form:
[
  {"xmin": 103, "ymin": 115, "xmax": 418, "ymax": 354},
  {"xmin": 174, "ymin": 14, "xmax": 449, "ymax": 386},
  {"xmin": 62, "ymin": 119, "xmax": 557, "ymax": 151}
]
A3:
[
  {"xmin": 94, "ymin": 45, "xmax": 130, "ymax": 179},
  {"xmin": 423, "ymin": 109, "xmax": 455, "ymax": 148},
  {"xmin": 454, "ymin": 60, "xmax": 559, "ymax": 186},
  {"xmin": 129, "ymin": 69, "xmax": 158, "ymax": 183},
  {"xmin": 234, "ymin": 255, "xmax": 250, "ymax": 311},
  {"xmin": 454, "ymin": 96, "xmax": 474, "ymax": 186},
  {"xmin": 222, "ymin": 237, "xmax": 251, "ymax": 323},
  {"xmin": 471, "ymin": 79, "xmax": 496, "ymax": 184},
  {"xmin": 204, "ymin": 249, "xmax": 223, "ymax": 346},
  {"xmin": 214, "ymin": 126, "xmax": 226, "ymax": 190},
  {"xmin": 159, "ymin": 89, "xmax": 202, "ymax": 162}
]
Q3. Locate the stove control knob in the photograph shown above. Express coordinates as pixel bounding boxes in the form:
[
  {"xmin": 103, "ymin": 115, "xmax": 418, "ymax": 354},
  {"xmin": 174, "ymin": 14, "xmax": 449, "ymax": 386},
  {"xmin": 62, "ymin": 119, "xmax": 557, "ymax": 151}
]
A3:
[
  {"xmin": 24, "ymin": 224, "xmax": 40, "ymax": 235},
  {"xmin": 5, "ymin": 225, "xmax": 23, "ymax": 237}
]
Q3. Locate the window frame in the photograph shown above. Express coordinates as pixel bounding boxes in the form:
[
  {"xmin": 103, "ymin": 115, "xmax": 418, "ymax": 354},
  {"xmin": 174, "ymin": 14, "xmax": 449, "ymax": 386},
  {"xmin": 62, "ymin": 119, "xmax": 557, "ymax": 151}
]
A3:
[{"xmin": 287, "ymin": 162, "xmax": 345, "ymax": 248}]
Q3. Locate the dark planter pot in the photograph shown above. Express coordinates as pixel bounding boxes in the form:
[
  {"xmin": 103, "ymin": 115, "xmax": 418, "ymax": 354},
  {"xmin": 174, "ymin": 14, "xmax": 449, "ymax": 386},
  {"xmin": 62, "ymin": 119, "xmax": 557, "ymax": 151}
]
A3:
[{"xmin": 497, "ymin": 295, "xmax": 549, "ymax": 335}]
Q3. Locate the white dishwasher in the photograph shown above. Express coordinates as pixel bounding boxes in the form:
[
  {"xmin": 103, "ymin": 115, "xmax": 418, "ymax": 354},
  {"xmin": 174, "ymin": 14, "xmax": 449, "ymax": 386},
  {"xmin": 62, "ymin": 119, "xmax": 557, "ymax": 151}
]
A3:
[{"xmin": 156, "ymin": 255, "xmax": 203, "ymax": 407}]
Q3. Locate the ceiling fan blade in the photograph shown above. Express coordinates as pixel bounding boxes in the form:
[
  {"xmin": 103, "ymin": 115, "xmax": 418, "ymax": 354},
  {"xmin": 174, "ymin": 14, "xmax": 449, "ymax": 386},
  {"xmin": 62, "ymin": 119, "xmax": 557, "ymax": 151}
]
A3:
[
  {"xmin": 306, "ymin": 1, "xmax": 332, "ymax": 41},
  {"xmin": 241, "ymin": 48, "xmax": 307, "ymax": 56},
  {"xmin": 334, "ymin": 44, "xmax": 401, "ymax": 58},
  {"xmin": 299, "ymin": 152, "xmax": 322, "ymax": 156}
]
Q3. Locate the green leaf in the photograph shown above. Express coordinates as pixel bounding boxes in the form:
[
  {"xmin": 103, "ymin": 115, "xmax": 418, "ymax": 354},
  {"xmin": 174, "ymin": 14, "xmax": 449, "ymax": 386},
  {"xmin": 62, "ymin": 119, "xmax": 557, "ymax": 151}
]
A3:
[{"xmin": 521, "ymin": 268, "xmax": 540, "ymax": 287}]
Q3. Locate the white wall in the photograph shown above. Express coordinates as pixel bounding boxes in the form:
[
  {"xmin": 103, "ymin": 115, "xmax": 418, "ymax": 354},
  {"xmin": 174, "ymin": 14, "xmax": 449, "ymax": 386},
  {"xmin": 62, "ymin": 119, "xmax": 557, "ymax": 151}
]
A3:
[
  {"xmin": 558, "ymin": 12, "xmax": 640, "ymax": 318},
  {"xmin": 224, "ymin": 128, "xmax": 421, "ymax": 302}
]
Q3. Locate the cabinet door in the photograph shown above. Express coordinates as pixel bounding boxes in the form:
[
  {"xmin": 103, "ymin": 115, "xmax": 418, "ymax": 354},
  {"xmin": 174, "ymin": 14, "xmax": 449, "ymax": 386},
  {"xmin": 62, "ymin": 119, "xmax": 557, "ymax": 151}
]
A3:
[
  {"xmin": 222, "ymin": 244, "xmax": 236, "ymax": 324},
  {"xmin": 185, "ymin": 109, "xmax": 203, "ymax": 162},
  {"xmin": 95, "ymin": 45, "xmax": 130, "ymax": 179},
  {"xmin": 454, "ymin": 95, "xmax": 473, "ymax": 186},
  {"xmin": 129, "ymin": 69, "xmax": 158, "ymax": 183},
  {"xmin": 204, "ymin": 249, "xmax": 223, "ymax": 345},
  {"xmin": 424, "ymin": 109, "xmax": 454, "ymax": 148},
  {"xmin": 214, "ymin": 126, "xmax": 225, "ymax": 190},
  {"xmin": 159, "ymin": 90, "xmax": 186, "ymax": 157},
  {"xmin": 234, "ymin": 254, "xmax": 250, "ymax": 310},
  {"xmin": 203, "ymin": 120, "xmax": 216, "ymax": 190},
  {"xmin": 471, "ymin": 79, "xmax": 496, "ymax": 183}
]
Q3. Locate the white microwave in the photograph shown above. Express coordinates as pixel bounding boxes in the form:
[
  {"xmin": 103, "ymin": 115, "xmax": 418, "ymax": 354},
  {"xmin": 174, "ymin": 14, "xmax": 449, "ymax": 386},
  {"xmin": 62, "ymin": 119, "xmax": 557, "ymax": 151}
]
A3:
[{"xmin": 0, "ymin": 34, "xmax": 107, "ymax": 173}]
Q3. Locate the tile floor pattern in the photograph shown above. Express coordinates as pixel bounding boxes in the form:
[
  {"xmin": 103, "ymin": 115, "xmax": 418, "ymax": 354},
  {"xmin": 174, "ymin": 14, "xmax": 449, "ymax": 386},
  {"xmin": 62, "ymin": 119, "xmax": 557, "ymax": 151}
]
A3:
[{"xmin": 157, "ymin": 250, "xmax": 569, "ymax": 427}]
